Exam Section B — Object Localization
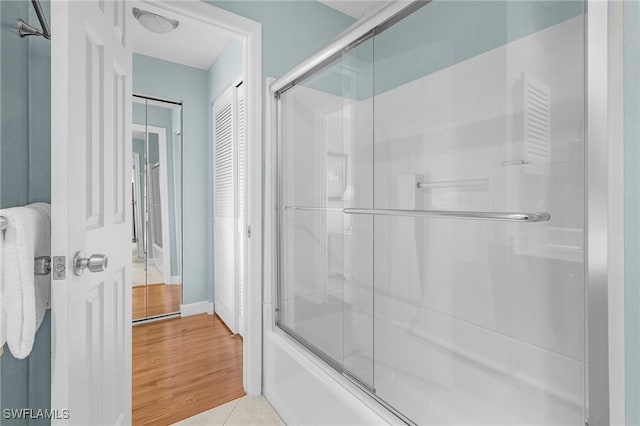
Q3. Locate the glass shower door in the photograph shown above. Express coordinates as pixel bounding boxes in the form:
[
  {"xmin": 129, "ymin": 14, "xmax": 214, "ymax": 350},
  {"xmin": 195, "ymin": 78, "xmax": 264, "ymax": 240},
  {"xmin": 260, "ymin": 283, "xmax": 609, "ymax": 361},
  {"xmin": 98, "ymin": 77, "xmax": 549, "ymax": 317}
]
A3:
[
  {"xmin": 278, "ymin": 38, "xmax": 375, "ymax": 388},
  {"xmin": 370, "ymin": 2, "xmax": 586, "ymax": 424},
  {"xmin": 276, "ymin": 1, "xmax": 587, "ymax": 424}
]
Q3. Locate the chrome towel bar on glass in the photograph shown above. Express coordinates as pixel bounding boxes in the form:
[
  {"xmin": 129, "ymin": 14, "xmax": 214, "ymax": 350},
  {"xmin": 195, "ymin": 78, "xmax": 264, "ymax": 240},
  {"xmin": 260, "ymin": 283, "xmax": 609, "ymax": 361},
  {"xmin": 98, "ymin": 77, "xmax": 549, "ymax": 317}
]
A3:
[
  {"xmin": 0, "ymin": 215, "xmax": 52, "ymax": 275},
  {"xmin": 282, "ymin": 206, "xmax": 344, "ymax": 212},
  {"xmin": 343, "ymin": 208, "xmax": 550, "ymax": 222},
  {"xmin": 282, "ymin": 206, "xmax": 550, "ymax": 222}
]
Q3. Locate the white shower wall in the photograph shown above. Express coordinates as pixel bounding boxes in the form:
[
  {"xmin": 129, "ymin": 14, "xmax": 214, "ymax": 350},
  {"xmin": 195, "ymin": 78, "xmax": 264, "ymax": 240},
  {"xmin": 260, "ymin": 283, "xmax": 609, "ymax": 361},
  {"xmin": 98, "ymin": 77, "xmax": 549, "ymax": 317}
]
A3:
[
  {"xmin": 371, "ymin": 14, "xmax": 584, "ymax": 425},
  {"xmin": 272, "ymin": 13, "xmax": 585, "ymax": 426}
]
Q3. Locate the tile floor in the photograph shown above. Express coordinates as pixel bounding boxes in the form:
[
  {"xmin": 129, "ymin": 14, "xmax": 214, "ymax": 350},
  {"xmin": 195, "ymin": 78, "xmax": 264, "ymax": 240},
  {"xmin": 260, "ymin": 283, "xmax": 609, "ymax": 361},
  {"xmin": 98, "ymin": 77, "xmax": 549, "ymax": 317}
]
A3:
[
  {"xmin": 172, "ymin": 396, "xmax": 285, "ymax": 426},
  {"xmin": 132, "ymin": 243, "xmax": 165, "ymax": 285}
]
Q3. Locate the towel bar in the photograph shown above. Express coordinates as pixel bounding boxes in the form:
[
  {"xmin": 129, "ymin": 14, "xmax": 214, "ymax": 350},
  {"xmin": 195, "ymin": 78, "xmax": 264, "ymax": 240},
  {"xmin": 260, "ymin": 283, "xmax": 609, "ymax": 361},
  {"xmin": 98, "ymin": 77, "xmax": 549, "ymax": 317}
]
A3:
[
  {"xmin": 17, "ymin": 0, "xmax": 51, "ymax": 40},
  {"xmin": 0, "ymin": 216, "xmax": 51, "ymax": 275}
]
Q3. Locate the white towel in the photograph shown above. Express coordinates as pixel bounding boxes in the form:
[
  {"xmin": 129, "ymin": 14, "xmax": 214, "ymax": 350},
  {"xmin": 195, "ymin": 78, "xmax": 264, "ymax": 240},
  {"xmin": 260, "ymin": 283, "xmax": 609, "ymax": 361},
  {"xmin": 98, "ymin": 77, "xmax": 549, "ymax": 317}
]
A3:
[
  {"xmin": 0, "ymin": 202, "xmax": 51, "ymax": 359},
  {"xmin": 27, "ymin": 203, "xmax": 52, "ymax": 322}
]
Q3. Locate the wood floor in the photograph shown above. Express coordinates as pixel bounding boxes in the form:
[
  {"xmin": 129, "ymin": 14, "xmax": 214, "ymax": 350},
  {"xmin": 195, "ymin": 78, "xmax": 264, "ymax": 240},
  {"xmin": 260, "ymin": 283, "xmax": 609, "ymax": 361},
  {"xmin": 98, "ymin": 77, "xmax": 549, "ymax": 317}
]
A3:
[
  {"xmin": 133, "ymin": 314, "xmax": 245, "ymax": 426},
  {"xmin": 133, "ymin": 284, "xmax": 182, "ymax": 320}
]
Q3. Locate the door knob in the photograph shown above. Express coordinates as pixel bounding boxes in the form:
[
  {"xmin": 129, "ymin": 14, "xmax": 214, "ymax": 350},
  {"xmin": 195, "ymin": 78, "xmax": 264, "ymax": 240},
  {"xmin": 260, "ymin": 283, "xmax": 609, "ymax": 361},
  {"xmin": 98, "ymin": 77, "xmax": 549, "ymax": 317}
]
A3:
[{"xmin": 73, "ymin": 252, "xmax": 108, "ymax": 276}]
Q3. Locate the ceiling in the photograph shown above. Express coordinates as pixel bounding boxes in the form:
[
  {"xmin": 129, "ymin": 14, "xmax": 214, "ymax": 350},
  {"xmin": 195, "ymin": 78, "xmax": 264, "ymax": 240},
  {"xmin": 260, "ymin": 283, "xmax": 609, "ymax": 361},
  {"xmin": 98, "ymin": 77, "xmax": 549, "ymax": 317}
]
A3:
[
  {"xmin": 130, "ymin": 2, "xmax": 235, "ymax": 70},
  {"xmin": 131, "ymin": 1, "xmax": 397, "ymax": 70},
  {"xmin": 318, "ymin": 0, "xmax": 394, "ymax": 20}
]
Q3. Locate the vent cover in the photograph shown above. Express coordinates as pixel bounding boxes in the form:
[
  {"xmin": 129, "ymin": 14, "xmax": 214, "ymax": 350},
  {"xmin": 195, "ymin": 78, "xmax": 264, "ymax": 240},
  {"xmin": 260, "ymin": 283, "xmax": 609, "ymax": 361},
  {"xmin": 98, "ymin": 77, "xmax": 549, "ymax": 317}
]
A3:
[{"xmin": 522, "ymin": 73, "xmax": 551, "ymax": 175}]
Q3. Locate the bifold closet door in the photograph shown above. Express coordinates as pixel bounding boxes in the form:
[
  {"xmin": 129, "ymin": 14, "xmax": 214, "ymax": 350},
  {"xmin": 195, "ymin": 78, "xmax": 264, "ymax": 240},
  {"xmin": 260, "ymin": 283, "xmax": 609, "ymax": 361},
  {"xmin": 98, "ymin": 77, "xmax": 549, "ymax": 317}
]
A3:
[
  {"xmin": 213, "ymin": 83, "xmax": 246, "ymax": 335},
  {"xmin": 213, "ymin": 87, "xmax": 237, "ymax": 333},
  {"xmin": 370, "ymin": 2, "xmax": 587, "ymax": 425}
]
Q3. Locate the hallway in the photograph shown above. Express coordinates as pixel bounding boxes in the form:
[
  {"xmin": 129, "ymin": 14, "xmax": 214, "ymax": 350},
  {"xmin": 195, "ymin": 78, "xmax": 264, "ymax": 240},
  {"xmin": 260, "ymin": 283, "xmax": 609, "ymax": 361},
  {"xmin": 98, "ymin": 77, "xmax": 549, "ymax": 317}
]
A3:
[{"xmin": 133, "ymin": 314, "xmax": 244, "ymax": 425}]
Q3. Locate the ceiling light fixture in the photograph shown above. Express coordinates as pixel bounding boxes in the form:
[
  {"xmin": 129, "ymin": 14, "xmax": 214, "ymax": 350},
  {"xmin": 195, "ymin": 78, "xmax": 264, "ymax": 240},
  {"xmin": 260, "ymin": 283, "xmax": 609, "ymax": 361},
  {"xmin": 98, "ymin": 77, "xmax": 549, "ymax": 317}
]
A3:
[{"xmin": 132, "ymin": 7, "xmax": 179, "ymax": 34}]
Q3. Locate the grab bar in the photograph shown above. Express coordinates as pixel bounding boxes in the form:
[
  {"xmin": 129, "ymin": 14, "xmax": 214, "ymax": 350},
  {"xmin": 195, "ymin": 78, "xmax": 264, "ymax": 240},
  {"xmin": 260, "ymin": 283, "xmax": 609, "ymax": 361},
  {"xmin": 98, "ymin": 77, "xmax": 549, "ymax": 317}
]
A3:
[
  {"xmin": 0, "ymin": 215, "xmax": 52, "ymax": 275},
  {"xmin": 342, "ymin": 208, "xmax": 551, "ymax": 222}
]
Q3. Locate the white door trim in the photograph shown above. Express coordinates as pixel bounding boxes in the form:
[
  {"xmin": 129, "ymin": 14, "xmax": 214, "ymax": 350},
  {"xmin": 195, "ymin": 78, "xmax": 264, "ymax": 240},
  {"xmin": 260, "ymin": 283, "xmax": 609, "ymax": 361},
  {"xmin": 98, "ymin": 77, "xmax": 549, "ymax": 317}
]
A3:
[
  {"xmin": 132, "ymin": 123, "xmax": 171, "ymax": 284},
  {"xmin": 139, "ymin": 0, "xmax": 263, "ymax": 395},
  {"xmin": 605, "ymin": 1, "xmax": 625, "ymax": 423}
]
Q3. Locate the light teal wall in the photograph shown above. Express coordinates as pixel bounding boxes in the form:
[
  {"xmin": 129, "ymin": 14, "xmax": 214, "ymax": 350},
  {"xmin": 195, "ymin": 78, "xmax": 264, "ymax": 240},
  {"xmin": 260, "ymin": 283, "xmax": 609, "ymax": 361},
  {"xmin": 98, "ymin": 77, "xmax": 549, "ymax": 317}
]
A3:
[
  {"xmin": 208, "ymin": 39, "xmax": 243, "ymax": 103},
  {"xmin": 0, "ymin": 1, "xmax": 51, "ymax": 424},
  {"xmin": 28, "ymin": 0, "xmax": 51, "ymax": 204},
  {"xmin": 1, "ymin": 0, "xmax": 29, "ymax": 209},
  {"xmin": 625, "ymin": 1, "xmax": 640, "ymax": 424},
  {"xmin": 133, "ymin": 53, "xmax": 209, "ymax": 304}
]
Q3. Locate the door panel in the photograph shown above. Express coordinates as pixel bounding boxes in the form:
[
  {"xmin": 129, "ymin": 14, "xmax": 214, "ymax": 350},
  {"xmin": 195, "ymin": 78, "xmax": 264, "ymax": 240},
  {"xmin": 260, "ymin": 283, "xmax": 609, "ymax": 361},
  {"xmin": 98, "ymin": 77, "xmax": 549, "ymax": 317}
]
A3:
[
  {"xmin": 113, "ymin": 68, "xmax": 126, "ymax": 225},
  {"xmin": 51, "ymin": 1, "xmax": 132, "ymax": 424}
]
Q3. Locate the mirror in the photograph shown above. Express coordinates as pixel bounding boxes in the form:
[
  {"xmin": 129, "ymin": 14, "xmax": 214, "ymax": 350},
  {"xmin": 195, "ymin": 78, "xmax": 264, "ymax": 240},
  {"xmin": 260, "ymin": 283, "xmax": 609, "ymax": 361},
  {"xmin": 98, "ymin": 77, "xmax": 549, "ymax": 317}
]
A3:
[{"xmin": 131, "ymin": 95, "xmax": 183, "ymax": 321}]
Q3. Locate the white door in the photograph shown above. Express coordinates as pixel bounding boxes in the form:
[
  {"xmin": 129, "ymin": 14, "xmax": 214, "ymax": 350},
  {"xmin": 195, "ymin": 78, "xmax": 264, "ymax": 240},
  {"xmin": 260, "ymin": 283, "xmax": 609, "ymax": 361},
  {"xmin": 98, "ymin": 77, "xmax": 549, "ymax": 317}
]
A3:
[
  {"xmin": 213, "ymin": 87, "xmax": 237, "ymax": 333},
  {"xmin": 51, "ymin": 1, "xmax": 132, "ymax": 425}
]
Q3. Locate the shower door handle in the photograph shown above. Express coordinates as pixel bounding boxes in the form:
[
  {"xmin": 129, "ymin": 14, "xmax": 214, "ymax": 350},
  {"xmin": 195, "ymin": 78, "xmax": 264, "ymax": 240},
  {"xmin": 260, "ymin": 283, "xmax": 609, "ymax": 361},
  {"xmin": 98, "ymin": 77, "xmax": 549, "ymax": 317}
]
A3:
[{"xmin": 342, "ymin": 208, "xmax": 551, "ymax": 222}]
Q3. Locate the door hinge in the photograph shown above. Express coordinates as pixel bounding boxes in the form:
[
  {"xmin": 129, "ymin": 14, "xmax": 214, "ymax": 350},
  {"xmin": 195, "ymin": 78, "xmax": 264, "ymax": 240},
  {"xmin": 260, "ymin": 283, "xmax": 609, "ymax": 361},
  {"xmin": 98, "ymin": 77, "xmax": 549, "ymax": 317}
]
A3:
[
  {"xmin": 247, "ymin": 225, "xmax": 252, "ymax": 239},
  {"xmin": 52, "ymin": 256, "xmax": 66, "ymax": 280}
]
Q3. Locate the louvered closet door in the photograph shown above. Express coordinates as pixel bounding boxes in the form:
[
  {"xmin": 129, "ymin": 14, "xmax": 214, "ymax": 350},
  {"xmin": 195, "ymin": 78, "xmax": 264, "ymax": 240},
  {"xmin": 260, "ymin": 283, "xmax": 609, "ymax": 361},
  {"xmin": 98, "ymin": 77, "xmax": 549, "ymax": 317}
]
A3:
[{"xmin": 214, "ymin": 88, "xmax": 237, "ymax": 333}]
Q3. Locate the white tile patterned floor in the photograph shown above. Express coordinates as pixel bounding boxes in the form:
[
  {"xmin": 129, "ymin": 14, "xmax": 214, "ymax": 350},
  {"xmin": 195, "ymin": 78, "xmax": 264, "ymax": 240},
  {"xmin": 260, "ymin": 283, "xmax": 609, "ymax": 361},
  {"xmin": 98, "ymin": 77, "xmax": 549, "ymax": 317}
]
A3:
[
  {"xmin": 172, "ymin": 396, "xmax": 285, "ymax": 426},
  {"xmin": 132, "ymin": 243, "xmax": 165, "ymax": 285}
]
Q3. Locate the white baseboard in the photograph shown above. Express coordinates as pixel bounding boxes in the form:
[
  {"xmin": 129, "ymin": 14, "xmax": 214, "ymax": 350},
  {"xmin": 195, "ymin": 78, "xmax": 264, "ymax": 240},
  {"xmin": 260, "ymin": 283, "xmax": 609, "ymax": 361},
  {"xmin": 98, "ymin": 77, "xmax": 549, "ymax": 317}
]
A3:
[
  {"xmin": 180, "ymin": 301, "xmax": 214, "ymax": 317},
  {"xmin": 169, "ymin": 275, "xmax": 182, "ymax": 285}
]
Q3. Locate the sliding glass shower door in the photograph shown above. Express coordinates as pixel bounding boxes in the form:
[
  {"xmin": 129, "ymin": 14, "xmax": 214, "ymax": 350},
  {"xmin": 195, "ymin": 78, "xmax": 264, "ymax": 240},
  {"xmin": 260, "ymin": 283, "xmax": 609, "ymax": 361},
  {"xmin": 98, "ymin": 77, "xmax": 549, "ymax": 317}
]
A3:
[{"xmin": 277, "ymin": 2, "xmax": 586, "ymax": 424}]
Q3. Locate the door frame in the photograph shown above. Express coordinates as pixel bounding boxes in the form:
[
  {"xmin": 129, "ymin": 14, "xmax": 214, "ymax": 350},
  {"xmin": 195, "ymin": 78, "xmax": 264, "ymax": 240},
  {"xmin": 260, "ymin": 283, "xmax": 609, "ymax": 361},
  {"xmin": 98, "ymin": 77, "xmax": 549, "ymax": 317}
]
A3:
[
  {"xmin": 139, "ymin": 1, "xmax": 263, "ymax": 394},
  {"xmin": 132, "ymin": 123, "xmax": 171, "ymax": 285}
]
